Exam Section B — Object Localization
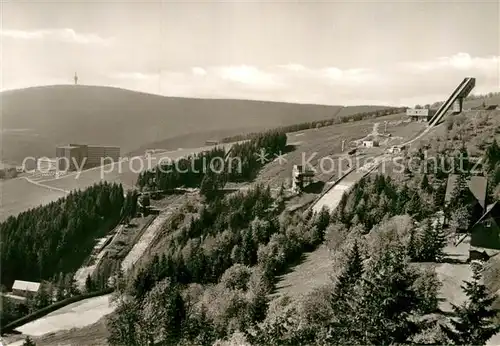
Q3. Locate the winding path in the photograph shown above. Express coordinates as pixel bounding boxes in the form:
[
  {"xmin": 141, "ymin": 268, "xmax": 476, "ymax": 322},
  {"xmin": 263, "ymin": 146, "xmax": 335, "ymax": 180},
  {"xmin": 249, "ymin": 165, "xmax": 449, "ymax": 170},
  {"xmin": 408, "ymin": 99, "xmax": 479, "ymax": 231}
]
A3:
[{"xmin": 22, "ymin": 176, "xmax": 70, "ymax": 194}]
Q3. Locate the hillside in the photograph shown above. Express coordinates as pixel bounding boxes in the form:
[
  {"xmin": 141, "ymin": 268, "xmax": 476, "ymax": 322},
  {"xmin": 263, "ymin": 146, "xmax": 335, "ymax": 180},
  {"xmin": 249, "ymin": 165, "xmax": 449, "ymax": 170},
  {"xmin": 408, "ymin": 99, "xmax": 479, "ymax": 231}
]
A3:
[{"xmin": 0, "ymin": 85, "xmax": 392, "ymax": 164}]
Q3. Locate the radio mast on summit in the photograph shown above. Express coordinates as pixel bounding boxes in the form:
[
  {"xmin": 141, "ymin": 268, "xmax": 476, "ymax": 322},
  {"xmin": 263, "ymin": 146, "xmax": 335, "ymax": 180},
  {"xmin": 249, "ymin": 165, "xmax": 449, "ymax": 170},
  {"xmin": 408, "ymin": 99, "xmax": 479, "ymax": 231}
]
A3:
[{"xmin": 74, "ymin": 72, "xmax": 78, "ymax": 85}]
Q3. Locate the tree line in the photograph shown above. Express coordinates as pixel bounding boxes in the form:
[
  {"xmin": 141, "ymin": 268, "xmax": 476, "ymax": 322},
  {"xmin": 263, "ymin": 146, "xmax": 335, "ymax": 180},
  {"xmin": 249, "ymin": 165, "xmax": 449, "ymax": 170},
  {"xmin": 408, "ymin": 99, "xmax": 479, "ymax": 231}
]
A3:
[
  {"xmin": 107, "ymin": 181, "xmax": 500, "ymax": 346},
  {"xmin": 137, "ymin": 129, "xmax": 288, "ymax": 195},
  {"xmin": 0, "ymin": 182, "xmax": 125, "ymax": 288},
  {"xmin": 220, "ymin": 107, "xmax": 406, "ymax": 143}
]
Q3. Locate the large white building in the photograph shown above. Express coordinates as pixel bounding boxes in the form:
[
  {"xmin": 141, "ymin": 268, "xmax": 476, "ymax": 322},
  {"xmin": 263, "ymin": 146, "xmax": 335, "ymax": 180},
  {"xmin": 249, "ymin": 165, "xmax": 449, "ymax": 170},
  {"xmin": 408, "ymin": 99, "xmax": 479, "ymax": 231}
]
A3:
[
  {"xmin": 56, "ymin": 144, "xmax": 120, "ymax": 171},
  {"xmin": 12, "ymin": 280, "xmax": 40, "ymax": 298}
]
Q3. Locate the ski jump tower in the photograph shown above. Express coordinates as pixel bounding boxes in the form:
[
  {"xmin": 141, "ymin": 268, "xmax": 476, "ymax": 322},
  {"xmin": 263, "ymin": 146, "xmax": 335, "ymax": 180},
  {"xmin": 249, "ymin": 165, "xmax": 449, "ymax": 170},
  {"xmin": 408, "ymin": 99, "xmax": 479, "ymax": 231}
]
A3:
[{"xmin": 427, "ymin": 77, "xmax": 476, "ymax": 127}]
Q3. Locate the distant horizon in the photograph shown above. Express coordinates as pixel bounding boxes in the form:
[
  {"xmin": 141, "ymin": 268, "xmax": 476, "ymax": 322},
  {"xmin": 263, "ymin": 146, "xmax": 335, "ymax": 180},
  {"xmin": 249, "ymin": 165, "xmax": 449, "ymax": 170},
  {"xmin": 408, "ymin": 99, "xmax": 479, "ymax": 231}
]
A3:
[
  {"xmin": 1, "ymin": 81, "xmax": 497, "ymax": 109},
  {"xmin": 2, "ymin": 1, "xmax": 499, "ymax": 108}
]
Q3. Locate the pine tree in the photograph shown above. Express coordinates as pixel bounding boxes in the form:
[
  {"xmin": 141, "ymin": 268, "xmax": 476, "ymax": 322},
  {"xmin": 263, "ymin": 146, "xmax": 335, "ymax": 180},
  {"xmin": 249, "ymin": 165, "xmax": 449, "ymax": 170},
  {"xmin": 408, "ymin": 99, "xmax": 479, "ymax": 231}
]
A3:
[
  {"xmin": 33, "ymin": 283, "xmax": 51, "ymax": 310},
  {"xmin": 397, "ymin": 184, "xmax": 410, "ymax": 214},
  {"xmin": 450, "ymin": 173, "xmax": 471, "ymax": 209},
  {"xmin": 332, "ymin": 240, "xmax": 364, "ymax": 302},
  {"xmin": 107, "ymin": 298, "xmax": 142, "ymax": 346},
  {"xmin": 356, "ymin": 246, "xmax": 424, "ymax": 345},
  {"xmin": 22, "ymin": 336, "xmax": 36, "ymax": 346},
  {"xmin": 407, "ymin": 228, "xmax": 418, "ymax": 261},
  {"xmin": 327, "ymin": 240, "xmax": 364, "ymax": 343},
  {"xmin": 85, "ymin": 274, "xmax": 94, "ymax": 293},
  {"xmin": 406, "ymin": 192, "xmax": 422, "ymax": 219},
  {"xmin": 433, "ymin": 219, "xmax": 447, "ymax": 262},
  {"xmin": 441, "ymin": 265, "xmax": 500, "ymax": 345},
  {"xmin": 486, "ymin": 139, "xmax": 500, "ymax": 170},
  {"xmin": 420, "ymin": 174, "xmax": 432, "ymax": 193},
  {"xmin": 417, "ymin": 218, "xmax": 446, "ymax": 262}
]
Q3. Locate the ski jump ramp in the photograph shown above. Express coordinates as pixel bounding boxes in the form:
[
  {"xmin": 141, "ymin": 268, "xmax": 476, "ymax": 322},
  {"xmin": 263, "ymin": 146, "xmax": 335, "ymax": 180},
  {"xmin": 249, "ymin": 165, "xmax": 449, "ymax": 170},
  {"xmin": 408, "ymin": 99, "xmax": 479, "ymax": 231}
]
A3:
[{"xmin": 428, "ymin": 77, "xmax": 476, "ymax": 127}]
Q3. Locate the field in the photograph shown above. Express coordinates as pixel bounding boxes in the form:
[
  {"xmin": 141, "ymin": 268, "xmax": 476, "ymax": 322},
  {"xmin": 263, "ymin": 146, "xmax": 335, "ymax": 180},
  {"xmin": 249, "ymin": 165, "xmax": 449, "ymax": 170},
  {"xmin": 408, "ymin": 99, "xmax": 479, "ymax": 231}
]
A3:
[
  {"xmin": 0, "ymin": 178, "xmax": 66, "ymax": 222},
  {"xmin": 0, "ymin": 112, "xmax": 410, "ymax": 223},
  {"xmin": 251, "ymin": 112, "xmax": 424, "ymax": 188},
  {"xmin": 0, "ymin": 145, "xmax": 230, "ymax": 222}
]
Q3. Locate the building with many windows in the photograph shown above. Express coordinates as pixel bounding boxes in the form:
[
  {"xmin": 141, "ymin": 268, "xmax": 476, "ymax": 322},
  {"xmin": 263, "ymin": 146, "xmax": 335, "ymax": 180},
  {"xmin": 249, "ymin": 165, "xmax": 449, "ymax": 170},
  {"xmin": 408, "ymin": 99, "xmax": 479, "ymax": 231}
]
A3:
[
  {"xmin": 406, "ymin": 108, "xmax": 436, "ymax": 122},
  {"xmin": 56, "ymin": 144, "xmax": 120, "ymax": 171}
]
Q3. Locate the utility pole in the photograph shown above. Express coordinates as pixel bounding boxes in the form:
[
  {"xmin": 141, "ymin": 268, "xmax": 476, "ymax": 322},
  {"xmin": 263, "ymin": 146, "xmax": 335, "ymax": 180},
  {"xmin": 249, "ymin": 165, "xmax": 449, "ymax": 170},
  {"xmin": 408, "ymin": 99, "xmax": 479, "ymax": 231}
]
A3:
[
  {"xmin": 384, "ymin": 121, "xmax": 388, "ymax": 134},
  {"xmin": 74, "ymin": 72, "xmax": 78, "ymax": 85},
  {"xmin": 341, "ymin": 139, "xmax": 346, "ymax": 152}
]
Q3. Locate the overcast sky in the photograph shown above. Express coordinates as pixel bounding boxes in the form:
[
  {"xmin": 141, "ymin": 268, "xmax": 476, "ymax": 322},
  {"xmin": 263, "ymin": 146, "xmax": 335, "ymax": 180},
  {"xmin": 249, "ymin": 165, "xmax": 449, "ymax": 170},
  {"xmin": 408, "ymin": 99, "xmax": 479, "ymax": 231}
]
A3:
[{"xmin": 1, "ymin": 0, "xmax": 498, "ymax": 106}]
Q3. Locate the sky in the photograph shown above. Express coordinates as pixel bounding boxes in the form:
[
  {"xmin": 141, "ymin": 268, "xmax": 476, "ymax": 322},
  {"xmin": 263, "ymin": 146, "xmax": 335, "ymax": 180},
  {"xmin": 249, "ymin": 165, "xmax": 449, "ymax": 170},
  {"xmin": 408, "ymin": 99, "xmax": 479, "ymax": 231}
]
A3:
[{"xmin": 1, "ymin": 0, "xmax": 499, "ymax": 106}]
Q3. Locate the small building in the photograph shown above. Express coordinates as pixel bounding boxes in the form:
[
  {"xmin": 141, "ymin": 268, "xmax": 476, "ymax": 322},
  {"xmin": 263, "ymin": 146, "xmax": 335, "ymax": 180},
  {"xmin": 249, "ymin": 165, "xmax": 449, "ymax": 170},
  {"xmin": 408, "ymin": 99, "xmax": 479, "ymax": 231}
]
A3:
[
  {"xmin": 37, "ymin": 157, "xmax": 58, "ymax": 173},
  {"xmin": 291, "ymin": 165, "xmax": 315, "ymax": 192},
  {"xmin": 387, "ymin": 146, "xmax": 402, "ymax": 154},
  {"xmin": 469, "ymin": 202, "xmax": 500, "ymax": 261},
  {"xmin": 11, "ymin": 280, "xmax": 41, "ymax": 298},
  {"xmin": 444, "ymin": 174, "xmax": 488, "ymax": 228},
  {"xmin": 406, "ymin": 108, "xmax": 436, "ymax": 122},
  {"xmin": 362, "ymin": 140, "xmax": 379, "ymax": 148}
]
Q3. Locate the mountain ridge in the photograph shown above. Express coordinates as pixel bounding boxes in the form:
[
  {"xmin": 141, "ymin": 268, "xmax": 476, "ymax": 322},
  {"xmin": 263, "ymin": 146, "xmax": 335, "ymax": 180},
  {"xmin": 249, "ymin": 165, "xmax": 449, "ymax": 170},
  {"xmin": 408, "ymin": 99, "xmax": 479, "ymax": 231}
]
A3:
[{"xmin": 0, "ymin": 84, "xmax": 393, "ymax": 164}]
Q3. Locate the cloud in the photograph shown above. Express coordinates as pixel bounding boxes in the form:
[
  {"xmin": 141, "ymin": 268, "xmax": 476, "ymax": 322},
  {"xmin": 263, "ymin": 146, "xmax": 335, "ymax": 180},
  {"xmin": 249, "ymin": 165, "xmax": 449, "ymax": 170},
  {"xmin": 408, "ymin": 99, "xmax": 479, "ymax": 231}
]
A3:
[
  {"xmin": 192, "ymin": 67, "xmax": 207, "ymax": 76},
  {"xmin": 402, "ymin": 52, "xmax": 499, "ymax": 72},
  {"xmin": 0, "ymin": 28, "xmax": 113, "ymax": 45},
  {"xmin": 277, "ymin": 63, "xmax": 307, "ymax": 72},
  {"xmin": 106, "ymin": 53, "xmax": 498, "ymax": 107},
  {"xmin": 216, "ymin": 65, "xmax": 284, "ymax": 89},
  {"xmin": 322, "ymin": 67, "xmax": 380, "ymax": 85},
  {"xmin": 3, "ymin": 52, "xmax": 497, "ymax": 107},
  {"xmin": 110, "ymin": 72, "xmax": 159, "ymax": 80}
]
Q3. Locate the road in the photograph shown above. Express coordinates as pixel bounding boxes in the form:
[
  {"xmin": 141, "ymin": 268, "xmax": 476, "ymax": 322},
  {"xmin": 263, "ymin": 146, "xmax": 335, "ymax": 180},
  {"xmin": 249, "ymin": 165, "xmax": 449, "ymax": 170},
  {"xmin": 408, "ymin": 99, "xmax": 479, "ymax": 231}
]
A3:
[
  {"xmin": 12, "ymin": 294, "xmax": 116, "ymax": 338},
  {"xmin": 312, "ymin": 152, "xmax": 389, "ymax": 213},
  {"xmin": 1, "ymin": 143, "xmax": 232, "ymax": 222},
  {"xmin": 121, "ymin": 209, "xmax": 176, "ymax": 273}
]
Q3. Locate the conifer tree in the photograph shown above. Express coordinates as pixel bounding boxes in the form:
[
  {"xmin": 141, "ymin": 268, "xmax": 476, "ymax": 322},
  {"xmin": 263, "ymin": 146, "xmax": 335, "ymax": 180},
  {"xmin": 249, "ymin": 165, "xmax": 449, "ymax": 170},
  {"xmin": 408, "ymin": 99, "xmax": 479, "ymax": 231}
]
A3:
[
  {"xmin": 450, "ymin": 173, "xmax": 472, "ymax": 209},
  {"xmin": 441, "ymin": 265, "xmax": 500, "ymax": 345},
  {"xmin": 418, "ymin": 218, "xmax": 447, "ymax": 262},
  {"xmin": 421, "ymin": 174, "xmax": 431, "ymax": 193},
  {"xmin": 22, "ymin": 336, "xmax": 36, "ymax": 346},
  {"xmin": 332, "ymin": 240, "xmax": 364, "ymax": 303},
  {"xmin": 406, "ymin": 192, "xmax": 422, "ymax": 219},
  {"xmin": 486, "ymin": 139, "xmax": 500, "ymax": 171},
  {"xmin": 357, "ymin": 246, "xmax": 423, "ymax": 345},
  {"xmin": 85, "ymin": 274, "xmax": 94, "ymax": 293},
  {"xmin": 407, "ymin": 228, "xmax": 418, "ymax": 261}
]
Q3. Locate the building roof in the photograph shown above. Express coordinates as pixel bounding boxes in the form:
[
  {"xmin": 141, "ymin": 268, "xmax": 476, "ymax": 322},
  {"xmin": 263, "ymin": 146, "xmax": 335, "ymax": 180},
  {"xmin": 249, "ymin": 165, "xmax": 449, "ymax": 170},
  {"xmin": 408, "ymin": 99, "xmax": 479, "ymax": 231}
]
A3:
[
  {"xmin": 444, "ymin": 174, "xmax": 488, "ymax": 209},
  {"xmin": 88, "ymin": 145, "xmax": 120, "ymax": 149},
  {"xmin": 471, "ymin": 201, "xmax": 499, "ymax": 229},
  {"xmin": 57, "ymin": 145, "xmax": 80, "ymax": 150},
  {"xmin": 469, "ymin": 245, "xmax": 500, "ymax": 258},
  {"xmin": 12, "ymin": 280, "xmax": 41, "ymax": 293}
]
